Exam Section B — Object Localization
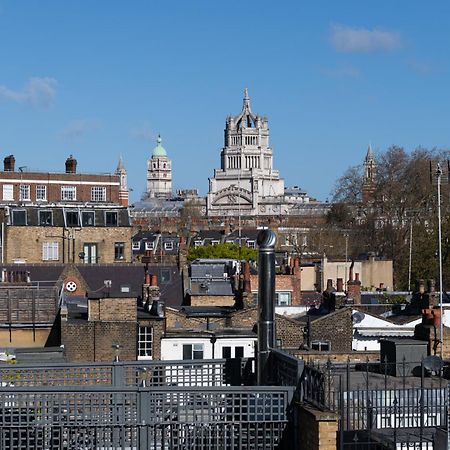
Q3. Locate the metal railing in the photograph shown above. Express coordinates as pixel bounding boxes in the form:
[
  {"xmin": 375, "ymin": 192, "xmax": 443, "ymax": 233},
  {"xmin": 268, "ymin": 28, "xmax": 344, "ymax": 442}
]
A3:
[
  {"xmin": 300, "ymin": 357, "xmax": 449, "ymax": 449},
  {"xmin": 0, "ymin": 358, "xmax": 255, "ymax": 388},
  {"xmin": 0, "ymin": 385, "xmax": 294, "ymax": 449}
]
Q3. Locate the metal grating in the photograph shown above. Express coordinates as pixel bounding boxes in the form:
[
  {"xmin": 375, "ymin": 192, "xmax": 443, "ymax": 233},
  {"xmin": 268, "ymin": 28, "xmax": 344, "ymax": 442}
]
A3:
[{"xmin": 0, "ymin": 386, "xmax": 293, "ymax": 449}]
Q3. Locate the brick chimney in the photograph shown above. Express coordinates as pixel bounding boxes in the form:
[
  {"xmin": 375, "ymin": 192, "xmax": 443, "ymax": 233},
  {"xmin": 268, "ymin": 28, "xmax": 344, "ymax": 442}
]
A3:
[
  {"xmin": 347, "ymin": 272, "xmax": 361, "ymax": 304},
  {"xmin": 65, "ymin": 155, "xmax": 77, "ymax": 174},
  {"xmin": 3, "ymin": 155, "xmax": 15, "ymax": 172}
]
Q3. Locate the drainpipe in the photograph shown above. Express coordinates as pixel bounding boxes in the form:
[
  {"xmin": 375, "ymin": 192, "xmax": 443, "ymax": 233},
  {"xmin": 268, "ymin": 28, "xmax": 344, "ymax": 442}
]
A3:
[{"xmin": 256, "ymin": 229, "xmax": 276, "ymax": 385}]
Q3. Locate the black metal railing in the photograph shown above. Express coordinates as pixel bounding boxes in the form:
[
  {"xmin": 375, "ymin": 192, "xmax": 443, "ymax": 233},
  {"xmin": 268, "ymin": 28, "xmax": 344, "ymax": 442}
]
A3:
[
  {"xmin": 0, "ymin": 358, "xmax": 255, "ymax": 388},
  {"xmin": 0, "ymin": 385, "xmax": 294, "ymax": 449}
]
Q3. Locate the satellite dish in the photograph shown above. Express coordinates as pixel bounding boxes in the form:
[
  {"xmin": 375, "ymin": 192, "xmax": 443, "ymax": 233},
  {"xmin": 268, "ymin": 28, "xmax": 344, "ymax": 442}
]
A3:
[
  {"xmin": 423, "ymin": 355, "xmax": 444, "ymax": 374},
  {"xmin": 352, "ymin": 311, "xmax": 365, "ymax": 324}
]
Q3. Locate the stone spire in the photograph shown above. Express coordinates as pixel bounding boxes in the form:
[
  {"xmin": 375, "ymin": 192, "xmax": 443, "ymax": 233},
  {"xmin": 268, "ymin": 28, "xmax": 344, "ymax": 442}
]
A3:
[
  {"xmin": 362, "ymin": 143, "xmax": 376, "ymax": 203},
  {"xmin": 365, "ymin": 144, "xmax": 374, "ymax": 161},
  {"xmin": 115, "ymin": 156, "xmax": 128, "ymax": 207},
  {"xmin": 243, "ymin": 87, "xmax": 251, "ymax": 111},
  {"xmin": 116, "ymin": 155, "xmax": 125, "ymax": 172}
]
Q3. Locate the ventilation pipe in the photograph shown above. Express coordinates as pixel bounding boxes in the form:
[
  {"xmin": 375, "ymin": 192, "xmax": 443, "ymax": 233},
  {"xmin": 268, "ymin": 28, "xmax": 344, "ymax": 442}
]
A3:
[{"xmin": 256, "ymin": 229, "xmax": 276, "ymax": 385}]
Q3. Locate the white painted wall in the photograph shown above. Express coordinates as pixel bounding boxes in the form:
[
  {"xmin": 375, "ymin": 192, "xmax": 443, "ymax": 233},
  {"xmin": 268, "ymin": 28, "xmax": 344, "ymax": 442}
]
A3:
[{"xmin": 161, "ymin": 337, "xmax": 256, "ymax": 361}]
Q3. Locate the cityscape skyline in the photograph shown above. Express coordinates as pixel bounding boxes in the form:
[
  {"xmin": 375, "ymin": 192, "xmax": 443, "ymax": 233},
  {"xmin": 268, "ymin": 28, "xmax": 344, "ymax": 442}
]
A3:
[{"xmin": 0, "ymin": 1, "xmax": 449, "ymax": 202}]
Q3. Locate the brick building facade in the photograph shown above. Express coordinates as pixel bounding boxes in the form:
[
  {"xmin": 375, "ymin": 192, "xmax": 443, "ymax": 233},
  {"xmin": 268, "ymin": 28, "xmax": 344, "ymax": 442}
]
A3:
[
  {"xmin": 0, "ymin": 154, "xmax": 132, "ymax": 264},
  {"xmin": 1, "ymin": 207, "xmax": 132, "ymax": 264},
  {"xmin": 0, "ymin": 155, "xmax": 127, "ymax": 206}
]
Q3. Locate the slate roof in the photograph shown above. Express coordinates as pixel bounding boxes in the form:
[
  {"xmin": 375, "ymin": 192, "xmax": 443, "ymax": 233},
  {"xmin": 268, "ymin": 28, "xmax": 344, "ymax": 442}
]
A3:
[
  {"xmin": 77, "ymin": 265, "xmax": 183, "ymax": 308},
  {"xmin": 0, "ymin": 264, "xmax": 184, "ymax": 309}
]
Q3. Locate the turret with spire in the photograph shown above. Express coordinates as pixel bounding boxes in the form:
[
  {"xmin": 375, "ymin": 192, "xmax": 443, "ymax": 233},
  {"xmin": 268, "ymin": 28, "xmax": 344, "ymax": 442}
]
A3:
[
  {"xmin": 115, "ymin": 156, "xmax": 129, "ymax": 207},
  {"xmin": 362, "ymin": 144, "xmax": 376, "ymax": 203}
]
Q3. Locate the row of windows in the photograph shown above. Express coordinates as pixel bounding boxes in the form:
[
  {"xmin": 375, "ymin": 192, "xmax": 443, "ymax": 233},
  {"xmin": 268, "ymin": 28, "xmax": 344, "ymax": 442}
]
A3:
[
  {"xmin": 132, "ymin": 241, "xmax": 175, "ymax": 251},
  {"xmin": 3, "ymin": 185, "xmax": 108, "ymax": 202},
  {"xmin": 10, "ymin": 210, "xmax": 119, "ymax": 227},
  {"xmin": 42, "ymin": 241, "xmax": 126, "ymax": 262},
  {"xmin": 181, "ymin": 343, "xmax": 244, "ymax": 360}
]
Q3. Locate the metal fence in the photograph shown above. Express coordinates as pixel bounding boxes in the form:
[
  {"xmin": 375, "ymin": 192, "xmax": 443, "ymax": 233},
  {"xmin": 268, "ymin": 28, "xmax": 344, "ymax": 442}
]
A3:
[
  {"xmin": 0, "ymin": 385, "xmax": 294, "ymax": 449},
  {"xmin": 301, "ymin": 359, "xmax": 449, "ymax": 449},
  {"xmin": 0, "ymin": 358, "xmax": 255, "ymax": 388},
  {"xmin": 0, "ymin": 357, "xmax": 298, "ymax": 449}
]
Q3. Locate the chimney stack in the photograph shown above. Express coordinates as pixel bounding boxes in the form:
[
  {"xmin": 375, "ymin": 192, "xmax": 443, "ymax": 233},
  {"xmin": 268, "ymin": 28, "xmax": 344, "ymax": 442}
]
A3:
[
  {"xmin": 256, "ymin": 229, "xmax": 276, "ymax": 386},
  {"xmin": 65, "ymin": 155, "xmax": 77, "ymax": 174},
  {"xmin": 3, "ymin": 155, "xmax": 15, "ymax": 172}
]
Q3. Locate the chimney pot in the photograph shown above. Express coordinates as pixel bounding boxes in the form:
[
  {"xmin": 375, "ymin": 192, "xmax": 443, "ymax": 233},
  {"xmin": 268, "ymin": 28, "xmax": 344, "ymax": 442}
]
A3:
[
  {"xmin": 3, "ymin": 155, "xmax": 15, "ymax": 172},
  {"xmin": 65, "ymin": 155, "xmax": 77, "ymax": 174},
  {"xmin": 336, "ymin": 278, "xmax": 343, "ymax": 292},
  {"xmin": 150, "ymin": 274, "xmax": 158, "ymax": 286}
]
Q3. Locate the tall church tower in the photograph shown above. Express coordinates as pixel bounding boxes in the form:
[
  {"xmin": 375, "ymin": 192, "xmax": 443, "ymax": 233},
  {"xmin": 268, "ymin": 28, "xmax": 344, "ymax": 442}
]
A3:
[
  {"xmin": 362, "ymin": 144, "xmax": 376, "ymax": 203},
  {"xmin": 147, "ymin": 135, "xmax": 172, "ymax": 199},
  {"xmin": 115, "ymin": 156, "xmax": 129, "ymax": 207}
]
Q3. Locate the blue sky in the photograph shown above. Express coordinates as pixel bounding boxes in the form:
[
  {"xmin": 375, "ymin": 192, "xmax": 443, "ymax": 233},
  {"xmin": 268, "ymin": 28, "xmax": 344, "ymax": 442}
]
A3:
[{"xmin": 0, "ymin": 1, "xmax": 449, "ymax": 202}]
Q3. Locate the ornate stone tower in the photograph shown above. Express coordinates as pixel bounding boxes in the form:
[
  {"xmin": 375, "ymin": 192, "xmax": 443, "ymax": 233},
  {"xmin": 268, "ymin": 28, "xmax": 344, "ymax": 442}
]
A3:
[
  {"xmin": 362, "ymin": 144, "xmax": 376, "ymax": 203},
  {"xmin": 207, "ymin": 89, "xmax": 285, "ymax": 216},
  {"xmin": 115, "ymin": 156, "xmax": 128, "ymax": 207},
  {"xmin": 146, "ymin": 135, "xmax": 172, "ymax": 199}
]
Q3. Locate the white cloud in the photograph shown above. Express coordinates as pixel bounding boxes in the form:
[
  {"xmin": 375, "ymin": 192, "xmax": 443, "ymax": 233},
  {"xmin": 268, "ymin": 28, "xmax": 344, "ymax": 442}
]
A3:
[
  {"xmin": 0, "ymin": 77, "xmax": 57, "ymax": 109},
  {"xmin": 60, "ymin": 119, "xmax": 100, "ymax": 139},
  {"xmin": 130, "ymin": 123, "xmax": 154, "ymax": 141},
  {"xmin": 330, "ymin": 24, "xmax": 402, "ymax": 53}
]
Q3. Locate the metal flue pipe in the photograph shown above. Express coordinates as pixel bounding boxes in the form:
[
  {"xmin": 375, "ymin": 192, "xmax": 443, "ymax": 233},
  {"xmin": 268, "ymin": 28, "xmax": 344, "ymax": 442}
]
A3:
[{"xmin": 256, "ymin": 229, "xmax": 277, "ymax": 385}]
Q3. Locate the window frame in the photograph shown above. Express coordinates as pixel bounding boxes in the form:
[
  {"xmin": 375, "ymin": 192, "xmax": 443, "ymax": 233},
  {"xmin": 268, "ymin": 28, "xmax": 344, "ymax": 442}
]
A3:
[
  {"xmin": 164, "ymin": 241, "xmax": 174, "ymax": 251},
  {"xmin": 145, "ymin": 241, "xmax": 154, "ymax": 251},
  {"xmin": 138, "ymin": 326, "xmax": 153, "ymax": 360},
  {"xmin": 311, "ymin": 341, "xmax": 331, "ymax": 352},
  {"xmin": 39, "ymin": 210, "xmax": 53, "ymax": 226},
  {"xmin": 275, "ymin": 291, "xmax": 292, "ymax": 306},
  {"xmin": 65, "ymin": 210, "xmax": 80, "ymax": 227},
  {"xmin": 36, "ymin": 185, "xmax": 47, "ymax": 201},
  {"xmin": 12, "ymin": 209, "xmax": 27, "ymax": 226},
  {"xmin": 105, "ymin": 211, "xmax": 118, "ymax": 226},
  {"xmin": 81, "ymin": 211, "xmax": 95, "ymax": 227},
  {"xmin": 182, "ymin": 343, "xmax": 204, "ymax": 360},
  {"xmin": 19, "ymin": 184, "xmax": 30, "ymax": 201},
  {"xmin": 114, "ymin": 242, "xmax": 125, "ymax": 260},
  {"xmin": 2, "ymin": 184, "xmax": 14, "ymax": 201},
  {"xmin": 61, "ymin": 186, "xmax": 77, "ymax": 201},
  {"xmin": 42, "ymin": 241, "xmax": 59, "ymax": 261},
  {"xmin": 132, "ymin": 241, "xmax": 141, "ymax": 251},
  {"xmin": 91, "ymin": 186, "xmax": 106, "ymax": 202}
]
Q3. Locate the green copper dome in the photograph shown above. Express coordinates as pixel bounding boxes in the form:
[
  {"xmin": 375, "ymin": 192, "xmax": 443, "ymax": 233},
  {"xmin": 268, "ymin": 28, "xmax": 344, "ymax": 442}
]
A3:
[{"xmin": 152, "ymin": 135, "xmax": 167, "ymax": 157}]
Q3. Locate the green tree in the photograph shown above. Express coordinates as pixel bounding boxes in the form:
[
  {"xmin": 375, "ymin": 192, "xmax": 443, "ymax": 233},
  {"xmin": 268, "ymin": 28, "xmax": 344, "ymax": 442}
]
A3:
[
  {"xmin": 188, "ymin": 243, "xmax": 257, "ymax": 262},
  {"xmin": 329, "ymin": 146, "xmax": 450, "ymax": 290}
]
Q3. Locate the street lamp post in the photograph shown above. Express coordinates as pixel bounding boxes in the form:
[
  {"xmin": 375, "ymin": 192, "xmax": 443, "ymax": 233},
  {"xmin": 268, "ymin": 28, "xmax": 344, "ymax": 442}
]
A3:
[
  {"xmin": 344, "ymin": 233, "xmax": 349, "ymax": 291},
  {"xmin": 436, "ymin": 164, "xmax": 444, "ymax": 359}
]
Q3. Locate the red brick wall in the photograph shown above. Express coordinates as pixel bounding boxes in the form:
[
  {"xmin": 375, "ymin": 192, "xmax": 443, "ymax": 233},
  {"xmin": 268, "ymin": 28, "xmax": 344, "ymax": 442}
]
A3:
[
  {"xmin": 250, "ymin": 273, "xmax": 301, "ymax": 305},
  {"xmin": 0, "ymin": 171, "xmax": 120, "ymax": 203}
]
